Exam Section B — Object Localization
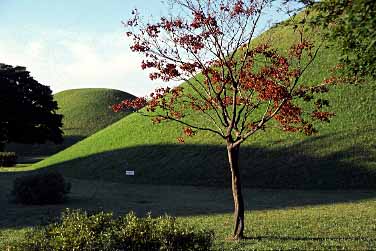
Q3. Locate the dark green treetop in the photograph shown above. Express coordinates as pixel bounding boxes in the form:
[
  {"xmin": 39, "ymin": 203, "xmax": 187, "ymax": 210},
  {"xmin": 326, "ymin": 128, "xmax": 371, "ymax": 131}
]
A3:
[
  {"xmin": 313, "ymin": 0, "xmax": 376, "ymax": 78},
  {"xmin": 0, "ymin": 63, "xmax": 63, "ymax": 151}
]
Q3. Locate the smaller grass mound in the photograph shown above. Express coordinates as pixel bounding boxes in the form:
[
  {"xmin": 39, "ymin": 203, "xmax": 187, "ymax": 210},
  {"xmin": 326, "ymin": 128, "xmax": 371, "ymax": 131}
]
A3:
[
  {"xmin": 12, "ymin": 209, "xmax": 214, "ymax": 251},
  {"xmin": 55, "ymin": 88, "xmax": 135, "ymax": 138}
]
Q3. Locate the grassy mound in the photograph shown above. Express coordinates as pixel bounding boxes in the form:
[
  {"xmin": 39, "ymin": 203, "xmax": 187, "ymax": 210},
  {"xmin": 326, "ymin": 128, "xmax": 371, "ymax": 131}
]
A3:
[
  {"xmin": 26, "ymin": 19, "xmax": 376, "ymax": 189},
  {"xmin": 6, "ymin": 88, "xmax": 135, "ymax": 157},
  {"xmin": 54, "ymin": 88, "xmax": 135, "ymax": 138}
]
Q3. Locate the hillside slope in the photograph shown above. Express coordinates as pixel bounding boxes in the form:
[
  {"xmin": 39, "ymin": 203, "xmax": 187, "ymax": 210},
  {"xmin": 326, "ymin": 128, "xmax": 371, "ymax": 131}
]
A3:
[
  {"xmin": 30, "ymin": 20, "xmax": 376, "ymax": 189},
  {"xmin": 54, "ymin": 88, "xmax": 135, "ymax": 138}
]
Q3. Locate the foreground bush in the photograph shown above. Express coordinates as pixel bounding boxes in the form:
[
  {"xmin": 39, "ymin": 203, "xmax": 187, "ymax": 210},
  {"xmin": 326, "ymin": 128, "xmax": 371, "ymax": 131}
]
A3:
[
  {"xmin": 0, "ymin": 152, "xmax": 17, "ymax": 167},
  {"xmin": 13, "ymin": 209, "xmax": 214, "ymax": 251},
  {"xmin": 12, "ymin": 171, "xmax": 71, "ymax": 205}
]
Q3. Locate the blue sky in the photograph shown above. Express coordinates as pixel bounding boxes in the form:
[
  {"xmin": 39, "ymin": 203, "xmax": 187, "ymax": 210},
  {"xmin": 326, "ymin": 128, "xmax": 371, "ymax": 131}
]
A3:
[{"xmin": 0, "ymin": 0, "xmax": 292, "ymax": 96}]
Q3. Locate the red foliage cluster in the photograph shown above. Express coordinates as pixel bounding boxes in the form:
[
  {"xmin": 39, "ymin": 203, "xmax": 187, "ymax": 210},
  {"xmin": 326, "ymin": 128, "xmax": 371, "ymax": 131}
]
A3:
[
  {"xmin": 148, "ymin": 63, "xmax": 181, "ymax": 81},
  {"xmin": 112, "ymin": 97, "xmax": 147, "ymax": 112},
  {"xmin": 221, "ymin": 96, "xmax": 248, "ymax": 106},
  {"xmin": 311, "ymin": 111, "xmax": 335, "ymax": 122},
  {"xmin": 188, "ymin": 97, "xmax": 212, "ymax": 111},
  {"xmin": 289, "ymin": 40, "xmax": 314, "ymax": 60},
  {"xmin": 261, "ymin": 57, "xmax": 291, "ymax": 83},
  {"xmin": 294, "ymin": 76, "xmax": 337, "ymax": 103},
  {"xmin": 146, "ymin": 86, "xmax": 184, "ymax": 118},
  {"xmin": 274, "ymin": 101, "xmax": 302, "ymax": 130},
  {"xmin": 323, "ymin": 76, "xmax": 338, "ymax": 84},
  {"xmin": 180, "ymin": 62, "xmax": 200, "ymax": 73},
  {"xmin": 191, "ymin": 11, "xmax": 206, "ymax": 28},
  {"xmin": 183, "ymin": 127, "xmax": 194, "ymax": 136},
  {"xmin": 145, "ymin": 24, "xmax": 160, "ymax": 38},
  {"xmin": 245, "ymin": 77, "xmax": 290, "ymax": 101},
  {"xmin": 152, "ymin": 116, "xmax": 166, "ymax": 124},
  {"xmin": 219, "ymin": 0, "xmax": 256, "ymax": 16},
  {"xmin": 232, "ymin": 0, "xmax": 245, "ymax": 16},
  {"xmin": 161, "ymin": 17, "xmax": 184, "ymax": 32},
  {"xmin": 314, "ymin": 99, "xmax": 330, "ymax": 109},
  {"xmin": 130, "ymin": 42, "xmax": 149, "ymax": 52},
  {"xmin": 239, "ymin": 46, "xmax": 295, "ymax": 102},
  {"xmin": 178, "ymin": 34, "xmax": 205, "ymax": 53},
  {"xmin": 160, "ymin": 64, "xmax": 180, "ymax": 80},
  {"xmin": 150, "ymin": 87, "xmax": 171, "ymax": 99},
  {"xmin": 141, "ymin": 60, "xmax": 157, "ymax": 70}
]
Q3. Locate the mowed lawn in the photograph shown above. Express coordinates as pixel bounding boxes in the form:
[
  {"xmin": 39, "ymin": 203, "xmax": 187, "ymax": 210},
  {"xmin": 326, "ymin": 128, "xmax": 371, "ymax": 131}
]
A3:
[{"xmin": 0, "ymin": 172, "xmax": 375, "ymax": 250}]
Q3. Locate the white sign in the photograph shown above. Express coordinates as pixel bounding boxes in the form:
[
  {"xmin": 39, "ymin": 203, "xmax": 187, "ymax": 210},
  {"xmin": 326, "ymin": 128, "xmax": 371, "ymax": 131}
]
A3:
[{"xmin": 126, "ymin": 170, "xmax": 135, "ymax": 176}]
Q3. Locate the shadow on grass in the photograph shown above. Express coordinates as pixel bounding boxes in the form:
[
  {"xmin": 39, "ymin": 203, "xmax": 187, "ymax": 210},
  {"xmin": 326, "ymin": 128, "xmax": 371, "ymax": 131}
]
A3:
[
  {"xmin": 5, "ymin": 135, "xmax": 85, "ymax": 161},
  {"xmin": 25, "ymin": 130, "xmax": 375, "ymax": 189},
  {"xmin": 0, "ymin": 130, "xmax": 375, "ymax": 229}
]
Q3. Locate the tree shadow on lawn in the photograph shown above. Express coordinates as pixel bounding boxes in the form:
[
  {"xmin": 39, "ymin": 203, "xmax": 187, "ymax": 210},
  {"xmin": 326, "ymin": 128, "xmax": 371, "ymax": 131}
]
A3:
[
  {"xmin": 1, "ymin": 180, "xmax": 375, "ymax": 231},
  {"xmin": 0, "ymin": 130, "xmax": 375, "ymax": 229},
  {"xmin": 38, "ymin": 130, "xmax": 376, "ymax": 190}
]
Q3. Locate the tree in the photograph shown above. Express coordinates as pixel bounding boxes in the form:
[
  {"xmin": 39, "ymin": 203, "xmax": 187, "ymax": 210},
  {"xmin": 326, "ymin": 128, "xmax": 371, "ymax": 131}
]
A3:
[
  {"xmin": 114, "ymin": 0, "xmax": 339, "ymax": 239},
  {"xmin": 312, "ymin": 0, "xmax": 376, "ymax": 78},
  {"xmin": 0, "ymin": 63, "xmax": 63, "ymax": 151}
]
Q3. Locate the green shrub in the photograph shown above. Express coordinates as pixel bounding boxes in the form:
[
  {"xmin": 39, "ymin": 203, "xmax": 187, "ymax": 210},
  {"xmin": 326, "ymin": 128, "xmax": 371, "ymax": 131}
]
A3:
[
  {"xmin": 0, "ymin": 152, "xmax": 17, "ymax": 167},
  {"xmin": 12, "ymin": 172, "xmax": 71, "ymax": 205},
  {"xmin": 13, "ymin": 209, "xmax": 214, "ymax": 251}
]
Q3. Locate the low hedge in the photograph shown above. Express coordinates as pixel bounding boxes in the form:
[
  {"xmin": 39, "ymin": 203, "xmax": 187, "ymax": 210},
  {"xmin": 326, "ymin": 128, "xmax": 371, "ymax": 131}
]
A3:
[
  {"xmin": 0, "ymin": 152, "xmax": 17, "ymax": 167},
  {"xmin": 13, "ymin": 209, "xmax": 214, "ymax": 251},
  {"xmin": 12, "ymin": 171, "xmax": 71, "ymax": 205}
]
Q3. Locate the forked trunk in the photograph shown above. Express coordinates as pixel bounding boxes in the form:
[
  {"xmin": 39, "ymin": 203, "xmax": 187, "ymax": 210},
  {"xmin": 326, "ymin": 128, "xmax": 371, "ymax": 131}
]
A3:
[{"xmin": 227, "ymin": 144, "xmax": 244, "ymax": 240}]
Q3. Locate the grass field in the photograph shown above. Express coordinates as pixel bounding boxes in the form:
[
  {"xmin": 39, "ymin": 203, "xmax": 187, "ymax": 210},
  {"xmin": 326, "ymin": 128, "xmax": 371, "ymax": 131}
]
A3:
[
  {"xmin": 0, "ymin": 172, "xmax": 375, "ymax": 250},
  {"xmin": 0, "ymin": 11, "xmax": 375, "ymax": 251},
  {"xmin": 20, "ymin": 19, "xmax": 376, "ymax": 190},
  {"xmin": 24, "ymin": 78, "xmax": 376, "ymax": 190}
]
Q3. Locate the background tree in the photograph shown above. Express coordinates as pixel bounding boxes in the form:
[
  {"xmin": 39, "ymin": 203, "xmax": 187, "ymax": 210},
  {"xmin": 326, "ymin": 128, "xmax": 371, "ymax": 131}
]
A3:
[
  {"xmin": 114, "ymin": 0, "xmax": 339, "ymax": 239},
  {"xmin": 312, "ymin": 0, "xmax": 376, "ymax": 78},
  {"xmin": 0, "ymin": 63, "xmax": 63, "ymax": 151}
]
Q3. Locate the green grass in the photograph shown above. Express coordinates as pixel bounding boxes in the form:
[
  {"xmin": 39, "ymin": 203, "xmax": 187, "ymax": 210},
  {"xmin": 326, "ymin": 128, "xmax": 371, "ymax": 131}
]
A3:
[
  {"xmin": 54, "ymin": 88, "xmax": 135, "ymax": 138},
  {"xmin": 21, "ymin": 79, "xmax": 376, "ymax": 189},
  {"xmin": 1, "ymin": 12, "xmax": 375, "ymax": 250},
  {"xmin": 5, "ymin": 88, "xmax": 135, "ymax": 157},
  {"xmin": 191, "ymin": 201, "xmax": 376, "ymax": 250},
  {"xmin": 0, "ymin": 173, "xmax": 375, "ymax": 250},
  {"xmin": 2, "ymin": 15, "xmax": 374, "ymax": 189}
]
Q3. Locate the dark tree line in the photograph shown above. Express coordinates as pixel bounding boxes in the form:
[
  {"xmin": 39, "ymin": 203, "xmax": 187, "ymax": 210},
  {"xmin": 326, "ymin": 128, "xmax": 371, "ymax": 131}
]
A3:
[{"xmin": 0, "ymin": 63, "xmax": 63, "ymax": 151}]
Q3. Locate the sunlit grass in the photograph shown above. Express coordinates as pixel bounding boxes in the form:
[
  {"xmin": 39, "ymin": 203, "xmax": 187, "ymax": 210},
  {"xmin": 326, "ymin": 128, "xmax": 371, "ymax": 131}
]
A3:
[
  {"xmin": 13, "ymin": 18, "xmax": 373, "ymax": 189},
  {"xmin": 0, "ymin": 11, "xmax": 375, "ymax": 251},
  {"xmin": 0, "ymin": 177, "xmax": 375, "ymax": 250},
  {"xmin": 185, "ymin": 201, "xmax": 376, "ymax": 250},
  {"xmin": 54, "ymin": 88, "xmax": 135, "ymax": 138}
]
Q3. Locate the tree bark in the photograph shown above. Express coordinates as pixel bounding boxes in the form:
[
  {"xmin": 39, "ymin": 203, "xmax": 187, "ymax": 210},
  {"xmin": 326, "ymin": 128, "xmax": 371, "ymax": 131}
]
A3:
[{"xmin": 227, "ymin": 143, "xmax": 245, "ymax": 240}]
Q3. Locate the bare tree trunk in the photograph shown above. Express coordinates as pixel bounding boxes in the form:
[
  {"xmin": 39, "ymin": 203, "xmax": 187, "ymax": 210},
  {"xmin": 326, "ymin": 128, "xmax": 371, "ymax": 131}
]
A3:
[{"xmin": 227, "ymin": 143, "xmax": 245, "ymax": 240}]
